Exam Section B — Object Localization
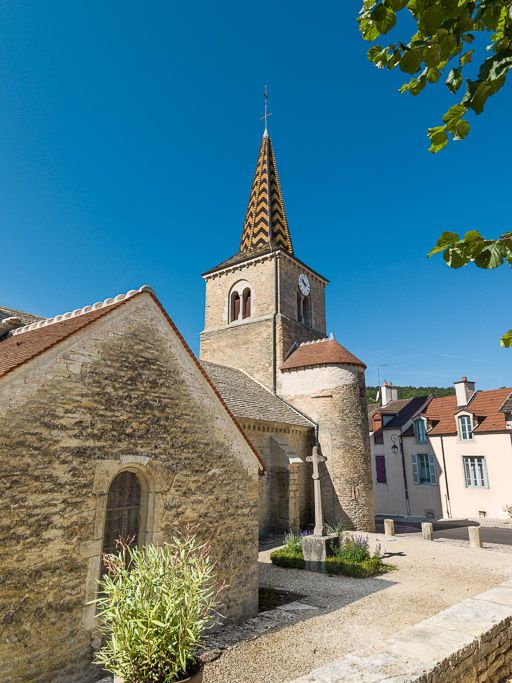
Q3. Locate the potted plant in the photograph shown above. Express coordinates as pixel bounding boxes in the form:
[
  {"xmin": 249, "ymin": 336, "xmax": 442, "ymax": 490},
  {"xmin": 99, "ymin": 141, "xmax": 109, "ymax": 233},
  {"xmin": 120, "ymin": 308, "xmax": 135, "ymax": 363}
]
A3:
[{"xmin": 93, "ymin": 530, "xmax": 222, "ymax": 683}]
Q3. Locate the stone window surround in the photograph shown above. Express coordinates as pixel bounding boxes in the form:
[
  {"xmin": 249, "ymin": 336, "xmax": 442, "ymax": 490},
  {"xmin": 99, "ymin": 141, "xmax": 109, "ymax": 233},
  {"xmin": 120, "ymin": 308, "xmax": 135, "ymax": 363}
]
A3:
[
  {"xmin": 228, "ymin": 279, "xmax": 253, "ymax": 324},
  {"xmin": 81, "ymin": 455, "xmax": 162, "ymax": 632}
]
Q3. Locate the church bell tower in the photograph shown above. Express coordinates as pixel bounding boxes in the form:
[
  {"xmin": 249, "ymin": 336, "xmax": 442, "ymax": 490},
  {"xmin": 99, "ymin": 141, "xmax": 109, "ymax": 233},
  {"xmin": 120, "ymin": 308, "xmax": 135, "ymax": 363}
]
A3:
[{"xmin": 200, "ymin": 126, "xmax": 328, "ymax": 391}]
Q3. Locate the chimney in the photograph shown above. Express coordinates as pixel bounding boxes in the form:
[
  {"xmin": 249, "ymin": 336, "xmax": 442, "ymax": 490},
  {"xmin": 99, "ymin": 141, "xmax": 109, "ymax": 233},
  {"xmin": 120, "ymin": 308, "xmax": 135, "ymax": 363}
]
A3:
[
  {"xmin": 454, "ymin": 376, "xmax": 476, "ymax": 407},
  {"xmin": 381, "ymin": 381, "xmax": 398, "ymax": 406},
  {"xmin": 0, "ymin": 316, "xmax": 23, "ymax": 339}
]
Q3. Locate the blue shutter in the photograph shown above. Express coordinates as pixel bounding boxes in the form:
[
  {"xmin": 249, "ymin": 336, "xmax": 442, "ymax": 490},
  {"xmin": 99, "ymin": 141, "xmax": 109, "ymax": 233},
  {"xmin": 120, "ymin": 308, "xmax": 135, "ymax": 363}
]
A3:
[
  {"xmin": 412, "ymin": 454, "xmax": 419, "ymax": 484},
  {"xmin": 428, "ymin": 453, "xmax": 437, "ymax": 485}
]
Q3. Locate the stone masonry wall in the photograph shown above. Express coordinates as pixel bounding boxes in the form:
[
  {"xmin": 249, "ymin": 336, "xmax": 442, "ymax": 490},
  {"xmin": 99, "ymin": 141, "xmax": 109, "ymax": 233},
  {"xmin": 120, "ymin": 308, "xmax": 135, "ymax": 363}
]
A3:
[
  {"xmin": 200, "ymin": 318, "xmax": 274, "ymax": 388},
  {"xmin": 282, "ymin": 365, "xmax": 375, "ymax": 532},
  {"xmin": 0, "ymin": 295, "xmax": 259, "ymax": 683},
  {"xmin": 240, "ymin": 420, "xmax": 313, "ymax": 535},
  {"xmin": 292, "ymin": 579, "xmax": 512, "ymax": 683}
]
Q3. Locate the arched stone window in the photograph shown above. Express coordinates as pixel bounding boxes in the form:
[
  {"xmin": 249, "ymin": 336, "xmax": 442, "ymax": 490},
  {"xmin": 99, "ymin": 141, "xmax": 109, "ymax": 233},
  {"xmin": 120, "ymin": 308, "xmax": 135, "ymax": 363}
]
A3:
[
  {"xmin": 102, "ymin": 470, "xmax": 142, "ymax": 556},
  {"xmin": 228, "ymin": 280, "xmax": 252, "ymax": 324},
  {"xmin": 242, "ymin": 288, "xmax": 251, "ymax": 319},
  {"xmin": 297, "ymin": 293, "xmax": 311, "ymax": 327}
]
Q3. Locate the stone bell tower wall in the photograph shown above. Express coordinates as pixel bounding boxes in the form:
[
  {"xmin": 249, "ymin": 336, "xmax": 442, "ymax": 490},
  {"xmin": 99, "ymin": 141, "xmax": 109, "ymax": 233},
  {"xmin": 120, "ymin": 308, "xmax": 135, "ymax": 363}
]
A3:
[{"xmin": 280, "ymin": 364, "xmax": 375, "ymax": 531}]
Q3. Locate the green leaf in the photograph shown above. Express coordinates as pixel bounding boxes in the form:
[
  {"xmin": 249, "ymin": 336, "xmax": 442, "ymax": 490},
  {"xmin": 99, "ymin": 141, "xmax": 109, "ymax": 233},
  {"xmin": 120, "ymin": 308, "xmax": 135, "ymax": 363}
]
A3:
[
  {"xmin": 463, "ymin": 230, "xmax": 482, "ymax": 242},
  {"xmin": 446, "ymin": 67, "xmax": 463, "ymax": 93},
  {"xmin": 443, "ymin": 247, "xmax": 469, "ymax": 268},
  {"xmin": 421, "ymin": 5, "xmax": 445, "ymax": 34},
  {"xmin": 500, "ymin": 329, "xmax": 512, "ymax": 348},
  {"xmin": 428, "ymin": 230, "xmax": 459, "ymax": 256},
  {"xmin": 427, "ymin": 125, "xmax": 449, "ymax": 153},
  {"xmin": 442, "ymin": 103, "xmax": 466, "ymax": 129},
  {"xmin": 460, "ymin": 49, "xmax": 474, "ymax": 66},
  {"xmin": 400, "ymin": 49, "xmax": 422, "ymax": 74},
  {"xmin": 474, "ymin": 241, "xmax": 505, "ymax": 268}
]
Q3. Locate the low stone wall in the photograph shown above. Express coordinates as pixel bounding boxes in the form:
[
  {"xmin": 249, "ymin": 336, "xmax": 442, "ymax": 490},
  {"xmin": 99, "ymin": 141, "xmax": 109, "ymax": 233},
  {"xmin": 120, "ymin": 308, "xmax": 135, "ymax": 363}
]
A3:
[{"xmin": 292, "ymin": 579, "xmax": 512, "ymax": 683}]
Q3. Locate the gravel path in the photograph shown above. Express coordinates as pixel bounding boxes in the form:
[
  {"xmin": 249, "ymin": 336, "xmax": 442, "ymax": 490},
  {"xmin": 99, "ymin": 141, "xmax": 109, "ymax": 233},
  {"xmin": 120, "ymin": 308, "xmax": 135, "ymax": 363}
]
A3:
[{"xmin": 203, "ymin": 533, "xmax": 512, "ymax": 683}]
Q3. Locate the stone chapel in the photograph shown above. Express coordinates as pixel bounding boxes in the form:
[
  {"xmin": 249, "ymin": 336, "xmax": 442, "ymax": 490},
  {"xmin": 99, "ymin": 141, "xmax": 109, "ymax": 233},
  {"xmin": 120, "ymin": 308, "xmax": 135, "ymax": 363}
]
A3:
[{"xmin": 199, "ymin": 125, "xmax": 375, "ymax": 535}]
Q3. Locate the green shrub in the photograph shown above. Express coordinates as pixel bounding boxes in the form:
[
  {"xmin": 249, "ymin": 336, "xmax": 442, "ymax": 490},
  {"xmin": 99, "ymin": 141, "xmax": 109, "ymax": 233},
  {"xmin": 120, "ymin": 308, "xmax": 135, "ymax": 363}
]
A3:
[
  {"xmin": 92, "ymin": 531, "xmax": 220, "ymax": 683},
  {"xmin": 325, "ymin": 555, "xmax": 389, "ymax": 578},
  {"xmin": 270, "ymin": 547, "xmax": 305, "ymax": 570},
  {"xmin": 333, "ymin": 534, "xmax": 371, "ymax": 563},
  {"xmin": 283, "ymin": 531, "xmax": 304, "ymax": 555}
]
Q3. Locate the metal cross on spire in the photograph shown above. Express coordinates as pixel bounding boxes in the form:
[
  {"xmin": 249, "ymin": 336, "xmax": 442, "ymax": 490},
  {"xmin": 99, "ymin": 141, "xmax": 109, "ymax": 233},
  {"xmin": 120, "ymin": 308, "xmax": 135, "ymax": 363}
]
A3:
[{"xmin": 261, "ymin": 84, "xmax": 272, "ymax": 136}]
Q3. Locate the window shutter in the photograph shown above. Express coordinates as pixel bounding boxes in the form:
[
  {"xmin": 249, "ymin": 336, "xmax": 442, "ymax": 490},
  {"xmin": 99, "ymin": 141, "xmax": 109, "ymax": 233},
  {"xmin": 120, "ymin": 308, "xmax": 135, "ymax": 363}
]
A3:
[
  {"xmin": 412, "ymin": 453, "xmax": 419, "ymax": 484},
  {"xmin": 376, "ymin": 455, "xmax": 387, "ymax": 484},
  {"xmin": 428, "ymin": 453, "xmax": 437, "ymax": 484}
]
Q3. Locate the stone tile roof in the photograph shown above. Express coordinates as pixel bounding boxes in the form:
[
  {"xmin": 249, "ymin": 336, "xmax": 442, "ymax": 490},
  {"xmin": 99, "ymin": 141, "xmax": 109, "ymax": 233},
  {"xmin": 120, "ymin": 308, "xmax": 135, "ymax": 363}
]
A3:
[
  {"xmin": 239, "ymin": 133, "xmax": 293, "ymax": 255},
  {"xmin": 425, "ymin": 388, "xmax": 512, "ymax": 435},
  {"xmin": 201, "ymin": 361, "xmax": 314, "ymax": 429},
  {"xmin": 0, "ymin": 305, "xmax": 44, "ymax": 325},
  {"xmin": 281, "ymin": 338, "xmax": 366, "ymax": 371}
]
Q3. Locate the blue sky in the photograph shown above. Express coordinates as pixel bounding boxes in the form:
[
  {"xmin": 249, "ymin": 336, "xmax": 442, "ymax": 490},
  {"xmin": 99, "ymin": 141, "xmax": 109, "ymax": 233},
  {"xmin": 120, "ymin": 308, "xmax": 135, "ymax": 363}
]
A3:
[{"xmin": 1, "ymin": 1, "xmax": 511, "ymax": 389}]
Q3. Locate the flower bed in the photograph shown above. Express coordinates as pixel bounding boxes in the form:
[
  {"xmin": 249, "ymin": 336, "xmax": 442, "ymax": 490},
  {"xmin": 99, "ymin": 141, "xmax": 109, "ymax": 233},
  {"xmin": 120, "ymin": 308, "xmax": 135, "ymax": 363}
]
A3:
[{"xmin": 270, "ymin": 531, "xmax": 393, "ymax": 578}]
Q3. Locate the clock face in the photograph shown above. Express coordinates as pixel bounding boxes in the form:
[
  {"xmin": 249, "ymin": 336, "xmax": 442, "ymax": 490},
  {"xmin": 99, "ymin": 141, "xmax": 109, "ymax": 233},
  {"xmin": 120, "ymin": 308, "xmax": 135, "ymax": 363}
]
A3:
[{"xmin": 298, "ymin": 273, "xmax": 311, "ymax": 296}]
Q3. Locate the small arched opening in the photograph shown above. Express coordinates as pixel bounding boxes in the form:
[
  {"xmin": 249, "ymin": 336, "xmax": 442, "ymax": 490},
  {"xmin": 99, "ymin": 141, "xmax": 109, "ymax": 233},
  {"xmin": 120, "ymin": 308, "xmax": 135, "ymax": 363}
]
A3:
[
  {"xmin": 242, "ymin": 288, "xmax": 252, "ymax": 319},
  {"xmin": 230, "ymin": 291, "xmax": 241, "ymax": 323},
  {"xmin": 297, "ymin": 293, "xmax": 311, "ymax": 328}
]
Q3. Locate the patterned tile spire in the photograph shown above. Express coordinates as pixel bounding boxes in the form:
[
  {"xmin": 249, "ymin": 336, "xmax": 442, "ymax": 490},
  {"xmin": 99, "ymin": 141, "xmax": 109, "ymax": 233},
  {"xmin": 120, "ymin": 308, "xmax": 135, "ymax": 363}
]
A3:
[{"xmin": 239, "ymin": 132, "xmax": 294, "ymax": 255}]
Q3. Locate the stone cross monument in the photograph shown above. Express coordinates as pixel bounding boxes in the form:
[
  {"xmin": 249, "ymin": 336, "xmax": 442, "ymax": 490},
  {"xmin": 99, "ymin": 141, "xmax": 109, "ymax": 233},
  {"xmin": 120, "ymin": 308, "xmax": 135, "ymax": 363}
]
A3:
[{"xmin": 306, "ymin": 445, "xmax": 327, "ymax": 536}]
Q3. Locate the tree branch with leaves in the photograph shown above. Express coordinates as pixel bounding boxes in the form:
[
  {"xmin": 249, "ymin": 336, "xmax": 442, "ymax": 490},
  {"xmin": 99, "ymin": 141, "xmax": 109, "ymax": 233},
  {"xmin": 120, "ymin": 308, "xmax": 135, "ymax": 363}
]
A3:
[{"xmin": 358, "ymin": 0, "xmax": 512, "ymax": 346}]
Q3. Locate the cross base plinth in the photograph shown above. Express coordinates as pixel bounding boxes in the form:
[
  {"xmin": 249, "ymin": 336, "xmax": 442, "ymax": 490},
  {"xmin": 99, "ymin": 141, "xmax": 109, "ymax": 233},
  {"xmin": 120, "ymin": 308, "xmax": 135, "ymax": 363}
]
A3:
[{"xmin": 302, "ymin": 534, "xmax": 338, "ymax": 573}]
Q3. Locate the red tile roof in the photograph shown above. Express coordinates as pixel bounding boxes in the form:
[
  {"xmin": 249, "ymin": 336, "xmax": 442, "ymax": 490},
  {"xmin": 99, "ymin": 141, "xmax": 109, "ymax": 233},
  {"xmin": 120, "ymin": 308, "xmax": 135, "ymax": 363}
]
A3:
[
  {"xmin": 281, "ymin": 339, "xmax": 366, "ymax": 371},
  {"xmin": 425, "ymin": 388, "xmax": 512, "ymax": 435},
  {"xmin": 0, "ymin": 298, "xmax": 133, "ymax": 379}
]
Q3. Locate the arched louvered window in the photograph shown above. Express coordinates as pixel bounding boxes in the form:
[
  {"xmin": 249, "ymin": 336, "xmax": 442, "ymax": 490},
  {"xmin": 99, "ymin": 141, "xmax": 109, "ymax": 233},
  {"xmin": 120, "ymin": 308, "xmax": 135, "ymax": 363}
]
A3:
[
  {"xmin": 297, "ymin": 293, "xmax": 311, "ymax": 328},
  {"xmin": 102, "ymin": 471, "xmax": 141, "ymax": 557},
  {"xmin": 242, "ymin": 288, "xmax": 251, "ymax": 319}
]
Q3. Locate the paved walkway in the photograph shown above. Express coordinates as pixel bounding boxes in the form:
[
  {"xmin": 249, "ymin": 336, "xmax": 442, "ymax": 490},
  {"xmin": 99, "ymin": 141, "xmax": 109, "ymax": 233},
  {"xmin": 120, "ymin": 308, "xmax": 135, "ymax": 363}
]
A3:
[{"xmin": 203, "ymin": 533, "xmax": 512, "ymax": 683}]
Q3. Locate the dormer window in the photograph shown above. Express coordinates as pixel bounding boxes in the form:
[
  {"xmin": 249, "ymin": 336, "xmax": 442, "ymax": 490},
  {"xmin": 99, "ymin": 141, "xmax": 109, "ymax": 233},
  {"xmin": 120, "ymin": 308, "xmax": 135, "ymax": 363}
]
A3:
[
  {"xmin": 414, "ymin": 419, "xmax": 427, "ymax": 444},
  {"xmin": 458, "ymin": 414, "xmax": 473, "ymax": 441}
]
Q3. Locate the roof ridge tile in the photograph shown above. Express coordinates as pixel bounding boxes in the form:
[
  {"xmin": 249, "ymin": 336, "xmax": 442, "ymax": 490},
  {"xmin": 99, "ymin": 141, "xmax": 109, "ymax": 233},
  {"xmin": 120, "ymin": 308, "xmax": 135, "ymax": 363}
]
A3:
[{"xmin": 9, "ymin": 286, "xmax": 154, "ymax": 338}]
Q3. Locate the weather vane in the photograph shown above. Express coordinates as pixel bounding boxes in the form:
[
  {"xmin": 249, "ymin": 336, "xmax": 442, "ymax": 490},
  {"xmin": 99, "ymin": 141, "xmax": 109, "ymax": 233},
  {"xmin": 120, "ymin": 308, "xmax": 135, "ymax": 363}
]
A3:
[{"xmin": 261, "ymin": 85, "xmax": 272, "ymax": 134}]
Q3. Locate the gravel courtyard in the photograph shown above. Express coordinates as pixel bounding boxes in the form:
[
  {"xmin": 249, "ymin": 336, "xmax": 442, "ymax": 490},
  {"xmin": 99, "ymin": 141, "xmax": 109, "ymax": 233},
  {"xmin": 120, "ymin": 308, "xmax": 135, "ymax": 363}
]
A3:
[{"xmin": 203, "ymin": 533, "xmax": 512, "ymax": 683}]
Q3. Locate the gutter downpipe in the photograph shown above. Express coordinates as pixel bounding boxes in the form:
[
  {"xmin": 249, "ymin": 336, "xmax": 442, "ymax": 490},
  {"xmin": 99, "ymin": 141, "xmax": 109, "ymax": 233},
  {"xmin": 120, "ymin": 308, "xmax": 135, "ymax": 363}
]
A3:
[{"xmin": 440, "ymin": 435, "xmax": 452, "ymax": 518}]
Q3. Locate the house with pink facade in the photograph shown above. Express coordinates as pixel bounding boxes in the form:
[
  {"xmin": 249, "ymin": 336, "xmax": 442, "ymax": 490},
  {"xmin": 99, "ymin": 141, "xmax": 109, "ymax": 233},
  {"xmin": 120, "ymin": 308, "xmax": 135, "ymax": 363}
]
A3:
[{"xmin": 369, "ymin": 378, "xmax": 512, "ymax": 522}]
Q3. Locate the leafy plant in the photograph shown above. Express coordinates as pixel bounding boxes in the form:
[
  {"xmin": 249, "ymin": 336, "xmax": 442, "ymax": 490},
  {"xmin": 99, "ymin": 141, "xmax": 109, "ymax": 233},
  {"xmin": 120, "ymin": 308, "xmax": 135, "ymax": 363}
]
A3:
[
  {"xmin": 270, "ymin": 548, "xmax": 306, "ymax": 569},
  {"xmin": 324, "ymin": 555, "xmax": 391, "ymax": 578},
  {"xmin": 428, "ymin": 230, "xmax": 512, "ymax": 346},
  {"xmin": 92, "ymin": 531, "xmax": 222, "ymax": 683},
  {"xmin": 283, "ymin": 531, "xmax": 310, "ymax": 555},
  {"xmin": 503, "ymin": 504, "xmax": 512, "ymax": 518},
  {"xmin": 358, "ymin": 0, "xmax": 512, "ymax": 152}
]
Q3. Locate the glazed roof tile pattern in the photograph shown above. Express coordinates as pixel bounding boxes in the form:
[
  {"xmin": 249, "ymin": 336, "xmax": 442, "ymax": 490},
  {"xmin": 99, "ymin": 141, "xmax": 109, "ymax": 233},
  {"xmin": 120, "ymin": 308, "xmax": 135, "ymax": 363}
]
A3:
[
  {"xmin": 201, "ymin": 361, "xmax": 314, "ymax": 429},
  {"xmin": 281, "ymin": 338, "xmax": 366, "ymax": 371},
  {"xmin": 425, "ymin": 388, "xmax": 512, "ymax": 435},
  {"xmin": 239, "ymin": 134, "xmax": 293, "ymax": 255},
  {"xmin": 0, "ymin": 305, "xmax": 44, "ymax": 325}
]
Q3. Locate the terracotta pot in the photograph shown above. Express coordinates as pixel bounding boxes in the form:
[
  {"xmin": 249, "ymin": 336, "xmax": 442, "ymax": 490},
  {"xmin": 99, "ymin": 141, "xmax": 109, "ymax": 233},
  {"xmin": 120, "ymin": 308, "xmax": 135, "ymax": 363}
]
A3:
[{"xmin": 114, "ymin": 666, "xmax": 203, "ymax": 683}]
